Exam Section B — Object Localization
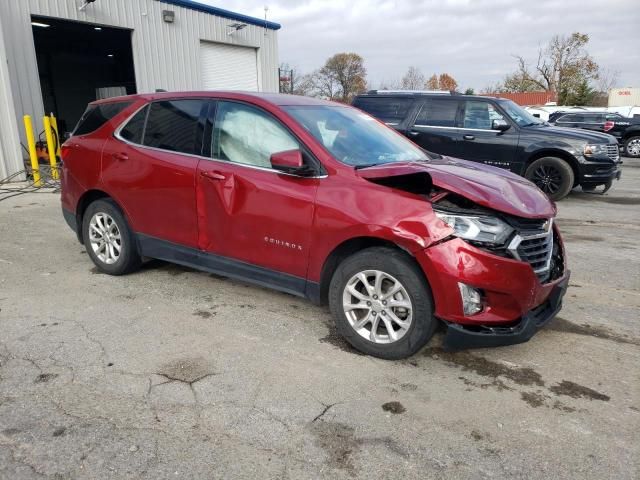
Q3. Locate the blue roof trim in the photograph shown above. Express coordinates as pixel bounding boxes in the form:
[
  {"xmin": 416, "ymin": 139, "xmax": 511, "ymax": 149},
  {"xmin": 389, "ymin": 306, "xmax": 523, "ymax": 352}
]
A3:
[{"xmin": 157, "ymin": 0, "xmax": 281, "ymax": 30}]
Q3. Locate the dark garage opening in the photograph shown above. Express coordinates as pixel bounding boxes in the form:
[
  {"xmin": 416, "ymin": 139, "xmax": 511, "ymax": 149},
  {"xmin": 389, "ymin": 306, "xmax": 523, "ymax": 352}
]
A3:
[{"xmin": 31, "ymin": 16, "xmax": 136, "ymax": 134}]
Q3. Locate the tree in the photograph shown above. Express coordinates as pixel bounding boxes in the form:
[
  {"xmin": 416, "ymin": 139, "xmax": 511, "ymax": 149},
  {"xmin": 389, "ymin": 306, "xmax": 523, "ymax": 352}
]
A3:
[
  {"xmin": 318, "ymin": 52, "xmax": 367, "ymax": 102},
  {"xmin": 464, "ymin": 88, "xmax": 475, "ymax": 95},
  {"xmin": 278, "ymin": 63, "xmax": 304, "ymax": 94},
  {"xmin": 426, "ymin": 74, "xmax": 439, "ymax": 90},
  {"xmin": 562, "ymin": 79, "xmax": 596, "ymax": 106},
  {"xmin": 507, "ymin": 32, "xmax": 599, "ymax": 104},
  {"xmin": 401, "ymin": 66, "xmax": 425, "ymax": 90},
  {"xmin": 438, "ymin": 73, "xmax": 458, "ymax": 91},
  {"xmin": 425, "ymin": 73, "xmax": 458, "ymax": 91}
]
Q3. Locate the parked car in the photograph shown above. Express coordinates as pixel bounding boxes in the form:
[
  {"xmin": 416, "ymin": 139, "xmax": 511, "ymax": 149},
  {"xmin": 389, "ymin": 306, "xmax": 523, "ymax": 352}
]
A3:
[
  {"xmin": 549, "ymin": 111, "xmax": 640, "ymax": 158},
  {"xmin": 353, "ymin": 91, "xmax": 622, "ymax": 199},
  {"xmin": 61, "ymin": 92, "xmax": 569, "ymax": 359}
]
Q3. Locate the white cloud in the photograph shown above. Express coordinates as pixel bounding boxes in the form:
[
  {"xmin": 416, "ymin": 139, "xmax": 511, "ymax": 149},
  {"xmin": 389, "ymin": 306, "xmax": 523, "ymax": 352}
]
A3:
[{"xmin": 204, "ymin": 0, "xmax": 640, "ymax": 90}]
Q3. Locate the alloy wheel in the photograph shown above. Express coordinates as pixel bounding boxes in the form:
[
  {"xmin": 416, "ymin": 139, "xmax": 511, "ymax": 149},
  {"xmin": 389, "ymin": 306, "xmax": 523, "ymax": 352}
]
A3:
[
  {"xmin": 342, "ymin": 270, "xmax": 413, "ymax": 344},
  {"xmin": 88, "ymin": 212, "xmax": 122, "ymax": 265},
  {"xmin": 531, "ymin": 165, "xmax": 563, "ymax": 194},
  {"xmin": 627, "ymin": 138, "xmax": 640, "ymax": 156}
]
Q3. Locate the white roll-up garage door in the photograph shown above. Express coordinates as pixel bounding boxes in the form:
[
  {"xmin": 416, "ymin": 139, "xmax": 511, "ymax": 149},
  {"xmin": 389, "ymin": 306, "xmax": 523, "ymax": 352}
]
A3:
[{"xmin": 200, "ymin": 41, "xmax": 258, "ymax": 91}]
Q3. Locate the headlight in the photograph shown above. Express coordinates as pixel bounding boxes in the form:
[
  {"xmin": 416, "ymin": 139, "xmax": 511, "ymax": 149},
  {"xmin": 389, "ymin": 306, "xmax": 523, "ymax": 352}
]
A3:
[
  {"xmin": 583, "ymin": 143, "xmax": 608, "ymax": 156},
  {"xmin": 434, "ymin": 210, "xmax": 513, "ymax": 245}
]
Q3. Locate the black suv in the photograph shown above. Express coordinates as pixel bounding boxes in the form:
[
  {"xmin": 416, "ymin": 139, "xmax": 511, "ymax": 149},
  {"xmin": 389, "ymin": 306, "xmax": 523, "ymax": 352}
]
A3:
[
  {"xmin": 550, "ymin": 111, "xmax": 640, "ymax": 158},
  {"xmin": 353, "ymin": 91, "xmax": 622, "ymax": 199}
]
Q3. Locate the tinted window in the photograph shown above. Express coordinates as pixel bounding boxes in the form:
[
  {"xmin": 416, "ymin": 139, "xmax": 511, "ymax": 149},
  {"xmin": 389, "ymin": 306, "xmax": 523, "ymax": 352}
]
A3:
[
  {"xmin": 462, "ymin": 101, "xmax": 506, "ymax": 129},
  {"xmin": 119, "ymin": 105, "xmax": 148, "ymax": 144},
  {"xmin": 353, "ymin": 97, "xmax": 413, "ymax": 125},
  {"xmin": 73, "ymin": 101, "xmax": 132, "ymax": 136},
  {"xmin": 415, "ymin": 99, "xmax": 458, "ymax": 127},
  {"xmin": 143, "ymin": 100, "xmax": 205, "ymax": 155},
  {"xmin": 556, "ymin": 114, "xmax": 574, "ymax": 123},
  {"xmin": 212, "ymin": 101, "xmax": 299, "ymax": 168}
]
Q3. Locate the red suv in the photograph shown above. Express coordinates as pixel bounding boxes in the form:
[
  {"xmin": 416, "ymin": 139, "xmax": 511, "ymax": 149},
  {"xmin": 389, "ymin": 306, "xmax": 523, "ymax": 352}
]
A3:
[{"xmin": 61, "ymin": 92, "xmax": 569, "ymax": 359}]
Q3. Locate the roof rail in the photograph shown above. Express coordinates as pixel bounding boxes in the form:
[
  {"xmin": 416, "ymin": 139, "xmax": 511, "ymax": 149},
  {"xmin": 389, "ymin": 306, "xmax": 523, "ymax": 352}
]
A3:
[{"xmin": 365, "ymin": 89, "xmax": 452, "ymax": 95}]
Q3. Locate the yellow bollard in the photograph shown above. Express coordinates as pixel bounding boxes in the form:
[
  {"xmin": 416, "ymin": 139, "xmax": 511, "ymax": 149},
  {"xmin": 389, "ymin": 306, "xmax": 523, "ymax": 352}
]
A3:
[
  {"xmin": 43, "ymin": 115, "xmax": 59, "ymax": 180},
  {"xmin": 23, "ymin": 115, "xmax": 41, "ymax": 187},
  {"xmin": 50, "ymin": 113, "xmax": 62, "ymax": 158}
]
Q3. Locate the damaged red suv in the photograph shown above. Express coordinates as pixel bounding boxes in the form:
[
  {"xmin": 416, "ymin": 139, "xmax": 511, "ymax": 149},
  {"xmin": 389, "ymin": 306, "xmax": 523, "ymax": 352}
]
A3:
[{"xmin": 61, "ymin": 92, "xmax": 569, "ymax": 359}]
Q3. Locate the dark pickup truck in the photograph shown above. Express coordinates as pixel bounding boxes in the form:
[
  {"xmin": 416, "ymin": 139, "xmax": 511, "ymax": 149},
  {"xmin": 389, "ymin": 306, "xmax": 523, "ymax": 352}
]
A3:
[
  {"xmin": 353, "ymin": 91, "xmax": 623, "ymax": 199},
  {"xmin": 549, "ymin": 111, "xmax": 640, "ymax": 157}
]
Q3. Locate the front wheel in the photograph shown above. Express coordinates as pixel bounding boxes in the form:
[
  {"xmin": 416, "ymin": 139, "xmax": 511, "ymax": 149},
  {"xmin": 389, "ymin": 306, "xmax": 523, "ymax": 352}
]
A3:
[
  {"xmin": 624, "ymin": 136, "xmax": 640, "ymax": 158},
  {"xmin": 328, "ymin": 247, "xmax": 437, "ymax": 359},
  {"xmin": 524, "ymin": 157, "xmax": 574, "ymax": 201}
]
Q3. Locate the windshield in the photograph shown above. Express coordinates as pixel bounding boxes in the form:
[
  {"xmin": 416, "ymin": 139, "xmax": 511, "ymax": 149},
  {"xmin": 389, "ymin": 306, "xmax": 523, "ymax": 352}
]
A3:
[
  {"xmin": 284, "ymin": 105, "xmax": 427, "ymax": 167},
  {"xmin": 498, "ymin": 99, "xmax": 545, "ymax": 127}
]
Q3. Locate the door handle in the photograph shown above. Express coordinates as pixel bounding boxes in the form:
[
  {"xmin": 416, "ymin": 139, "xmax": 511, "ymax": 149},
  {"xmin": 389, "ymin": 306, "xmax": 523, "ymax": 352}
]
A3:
[
  {"xmin": 463, "ymin": 134, "xmax": 475, "ymax": 141},
  {"xmin": 408, "ymin": 130, "xmax": 419, "ymax": 137},
  {"xmin": 112, "ymin": 152, "xmax": 128, "ymax": 161},
  {"xmin": 200, "ymin": 170, "xmax": 226, "ymax": 181}
]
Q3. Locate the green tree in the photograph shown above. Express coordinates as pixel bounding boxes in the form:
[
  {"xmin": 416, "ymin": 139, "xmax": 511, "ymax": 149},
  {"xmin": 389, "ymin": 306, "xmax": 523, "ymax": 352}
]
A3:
[
  {"xmin": 464, "ymin": 88, "xmax": 475, "ymax": 95},
  {"xmin": 562, "ymin": 79, "xmax": 596, "ymax": 105}
]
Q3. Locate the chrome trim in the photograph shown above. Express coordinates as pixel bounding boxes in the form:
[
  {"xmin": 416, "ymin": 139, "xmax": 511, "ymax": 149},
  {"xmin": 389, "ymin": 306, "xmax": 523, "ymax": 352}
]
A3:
[
  {"xmin": 113, "ymin": 103, "xmax": 327, "ymax": 179},
  {"xmin": 412, "ymin": 125, "xmax": 500, "ymax": 133},
  {"xmin": 507, "ymin": 219, "xmax": 554, "ymax": 275}
]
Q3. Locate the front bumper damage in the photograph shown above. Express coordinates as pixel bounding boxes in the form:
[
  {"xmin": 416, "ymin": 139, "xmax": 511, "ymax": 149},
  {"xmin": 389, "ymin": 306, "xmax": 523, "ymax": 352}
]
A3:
[
  {"xmin": 415, "ymin": 233, "xmax": 569, "ymax": 350},
  {"xmin": 443, "ymin": 273, "xmax": 569, "ymax": 349}
]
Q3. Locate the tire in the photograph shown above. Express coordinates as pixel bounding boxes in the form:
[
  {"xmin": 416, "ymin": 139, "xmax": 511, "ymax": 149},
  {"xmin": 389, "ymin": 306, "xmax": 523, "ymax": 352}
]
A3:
[
  {"xmin": 624, "ymin": 136, "xmax": 640, "ymax": 158},
  {"xmin": 82, "ymin": 199, "xmax": 141, "ymax": 275},
  {"xmin": 524, "ymin": 157, "xmax": 574, "ymax": 201},
  {"xmin": 328, "ymin": 247, "xmax": 437, "ymax": 359}
]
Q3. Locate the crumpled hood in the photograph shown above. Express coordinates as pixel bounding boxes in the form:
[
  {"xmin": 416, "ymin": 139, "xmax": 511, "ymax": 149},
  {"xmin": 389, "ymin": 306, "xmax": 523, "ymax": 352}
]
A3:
[{"xmin": 356, "ymin": 157, "xmax": 556, "ymax": 219}]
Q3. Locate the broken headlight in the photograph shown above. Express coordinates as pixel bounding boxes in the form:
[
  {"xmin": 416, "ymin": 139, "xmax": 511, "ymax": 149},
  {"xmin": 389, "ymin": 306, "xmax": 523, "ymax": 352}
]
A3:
[{"xmin": 434, "ymin": 209, "xmax": 513, "ymax": 245}]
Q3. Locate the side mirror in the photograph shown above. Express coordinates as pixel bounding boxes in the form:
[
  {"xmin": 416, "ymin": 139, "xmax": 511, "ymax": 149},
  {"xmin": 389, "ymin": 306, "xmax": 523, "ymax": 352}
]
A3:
[
  {"xmin": 492, "ymin": 119, "xmax": 511, "ymax": 132},
  {"xmin": 270, "ymin": 149, "xmax": 310, "ymax": 175}
]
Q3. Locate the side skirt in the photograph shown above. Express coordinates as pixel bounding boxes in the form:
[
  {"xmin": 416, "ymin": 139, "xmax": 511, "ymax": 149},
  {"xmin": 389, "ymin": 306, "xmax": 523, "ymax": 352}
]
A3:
[{"xmin": 137, "ymin": 233, "xmax": 320, "ymax": 301}]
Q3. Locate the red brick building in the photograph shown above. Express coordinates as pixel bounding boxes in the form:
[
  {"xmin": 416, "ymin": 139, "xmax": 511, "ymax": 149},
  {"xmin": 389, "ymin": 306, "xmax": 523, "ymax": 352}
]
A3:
[{"xmin": 486, "ymin": 92, "xmax": 557, "ymax": 106}]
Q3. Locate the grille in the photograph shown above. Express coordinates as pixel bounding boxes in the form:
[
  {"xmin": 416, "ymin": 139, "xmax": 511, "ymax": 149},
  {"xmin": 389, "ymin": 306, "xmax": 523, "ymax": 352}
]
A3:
[
  {"xmin": 506, "ymin": 219, "xmax": 554, "ymax": 282},
  {"xmin": 606, "ymin": 144, "xmax": 620, "ymax": 162}
]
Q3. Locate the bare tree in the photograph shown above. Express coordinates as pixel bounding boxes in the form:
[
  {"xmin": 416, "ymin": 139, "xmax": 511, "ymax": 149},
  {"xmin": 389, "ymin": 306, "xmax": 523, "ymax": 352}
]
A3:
[
  {"xmin": 596, "ymin": 67, "xmax": 619, "ymax": 94},
  {"xmin": 401, "ymin": 66, "xmax": 426, "ymax": 90},
  {"xmin": 510, "ymin": 32, "xmax": 599, "ymax": 104}
]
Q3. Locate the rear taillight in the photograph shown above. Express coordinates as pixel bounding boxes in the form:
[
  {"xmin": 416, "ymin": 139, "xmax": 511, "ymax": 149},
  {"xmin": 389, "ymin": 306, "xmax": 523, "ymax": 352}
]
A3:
[{"xmin": 604, "ymin": 120, "xmax": 615, "ymax": 132}]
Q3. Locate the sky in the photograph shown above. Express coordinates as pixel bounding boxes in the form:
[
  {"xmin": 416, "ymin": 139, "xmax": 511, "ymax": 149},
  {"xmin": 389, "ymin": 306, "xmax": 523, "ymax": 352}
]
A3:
[{"xmin": 202, "ymin": 0, "xmax": 640, "ymax": 92}]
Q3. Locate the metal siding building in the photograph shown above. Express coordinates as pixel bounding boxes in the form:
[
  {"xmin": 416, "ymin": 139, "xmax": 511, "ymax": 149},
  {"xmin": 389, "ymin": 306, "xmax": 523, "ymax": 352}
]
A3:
[{"xmin": 0, "ymin": 0, "xmax": 281, "ymax": 179}]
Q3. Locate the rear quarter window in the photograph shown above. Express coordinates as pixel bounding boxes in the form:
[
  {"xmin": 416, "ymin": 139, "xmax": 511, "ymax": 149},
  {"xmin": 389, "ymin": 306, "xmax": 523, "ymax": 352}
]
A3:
[
  {"xmin": 353, "ymin": 97, "xmax": 413, "ymax": 125},
  {"xmin": 73, "ymin": 101, "xmax": 132, "ymax": 136}
]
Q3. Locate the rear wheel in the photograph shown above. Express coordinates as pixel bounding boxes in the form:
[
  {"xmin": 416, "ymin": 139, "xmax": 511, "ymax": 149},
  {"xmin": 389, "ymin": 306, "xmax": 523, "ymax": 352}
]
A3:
[
  {"xmin": 624, "ymin": 136, "xmax": 640, "ymax": 158},
  {"xmin": 328, "ymin": 247, "xmax": 436, "ymax": 359},
  {"xmin": 82, "ymin": 199, "xmax": 141, "ymax": 275},
  {"xmin": 525, "ymin": 157, "xmax": 574, "ymax": 201}
]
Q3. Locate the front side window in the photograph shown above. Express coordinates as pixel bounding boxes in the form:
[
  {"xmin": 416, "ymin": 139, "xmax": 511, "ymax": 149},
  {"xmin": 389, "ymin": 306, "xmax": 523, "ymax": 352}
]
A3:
[
  {"xmin": 212, "ymin": 101, "xmax": 299, "ymax": 168},
  {"xmin": 74, "ymin": 101, "xmax": 132, "ymax": 136},
  {"xmin": 119, "ymin": 105, "xmax": 148, "ymax": 144},
  {"xmin": 498, "ymin": 100, "xmax": 544, "ymax": 127},
  {"xmin": 143, "ymin": 100, "xmax": 205, "ymax": 155},
  {"xmin": 415, "ymin": 99, "xmax": 459, "ymax": 127},
  {"xmin": 353, "ymin": 97, "xmax": 413, "ymax": 125},
  {"xmin": 462, "ymin": 101, "xmax": 505, "ymax": 129},
  {"xmin": 285, "ymin": 105, "xmax": 427, "ymax": 167}
]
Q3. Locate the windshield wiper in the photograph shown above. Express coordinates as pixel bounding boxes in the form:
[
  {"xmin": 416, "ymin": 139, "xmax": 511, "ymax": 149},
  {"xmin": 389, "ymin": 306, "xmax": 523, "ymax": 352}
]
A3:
[{"xmin": 354, "ymin": 163, "xmax": 381, "ymax": 170}]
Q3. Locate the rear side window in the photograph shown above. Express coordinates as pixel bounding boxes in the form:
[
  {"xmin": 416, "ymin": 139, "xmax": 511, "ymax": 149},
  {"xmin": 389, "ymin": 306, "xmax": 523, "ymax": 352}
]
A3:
[
  {"xmin": 143, "ymin": 100, "xmax": 205, "ymax": 155},
  {"xmin": 119, "ymin": 105, "xmax": 148, "ymax": 144},
  {"xmin": 74, "ymin": 101, "xmax": 132, "ymax": 136},
  {"xmin": 415, "ymin": 99, "xmax": 459, "ymax": 127},
  {"xmin": 353, "ymin": 97, "xmax": 413, "ymax": 125}
]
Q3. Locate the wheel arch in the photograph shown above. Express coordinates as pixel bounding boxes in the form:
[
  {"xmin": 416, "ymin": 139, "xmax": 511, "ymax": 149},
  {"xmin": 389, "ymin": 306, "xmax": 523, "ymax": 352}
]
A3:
[
  {"xmin": 317, "ymin": 236, "xmax": 423, "ymax": 305},
  {"xmin": 74, "ymin": 189, "xmax": 130, "ymax": 243},
  {"xmin": 525, "ymin": 149, "xmax": 580, "ymax": 187}
]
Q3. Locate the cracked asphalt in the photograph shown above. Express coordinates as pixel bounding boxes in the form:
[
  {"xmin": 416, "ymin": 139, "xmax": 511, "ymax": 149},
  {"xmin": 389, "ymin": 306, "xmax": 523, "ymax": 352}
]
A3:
[{"xmin": 1, "ymin": 158, "xmax": 639, "ymax": 479}]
